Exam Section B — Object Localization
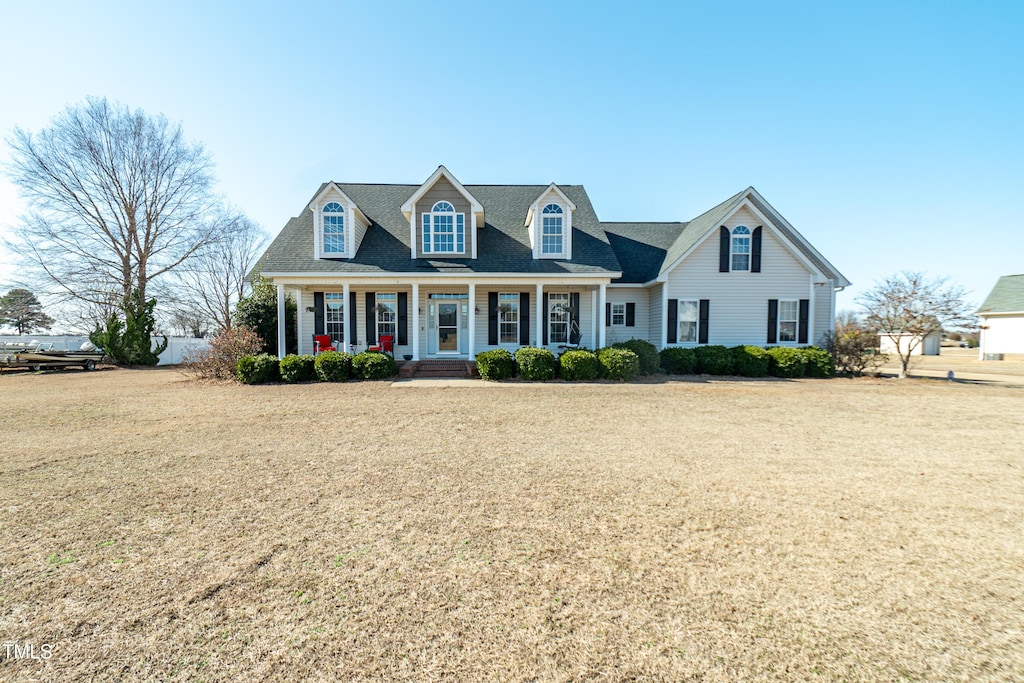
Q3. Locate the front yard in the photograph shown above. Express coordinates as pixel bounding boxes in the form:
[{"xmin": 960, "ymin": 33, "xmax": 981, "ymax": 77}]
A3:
[{"xmin": 1, "ymin": 369, "xmax": 1021, "ymax": 681}]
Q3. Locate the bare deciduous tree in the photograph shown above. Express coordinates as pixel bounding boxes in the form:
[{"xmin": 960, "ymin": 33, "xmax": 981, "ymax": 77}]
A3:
[
  {"xmin": 857, "ymin": 272, "xmax": 976, "ymax": 378},
  {"xmin": 169, "ymin": 212, "xmax": 266, "ymax": 334},
  {"xmin": 4, "ymin": 97, "xmax": 222, "ymax": 313}
]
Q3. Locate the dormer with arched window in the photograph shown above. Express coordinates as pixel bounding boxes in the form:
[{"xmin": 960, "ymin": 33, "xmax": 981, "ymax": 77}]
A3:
[
  {"xmin": 308, "ymin": 182, "xmax": 370, "ymax": 259},
  {"xmin": 526, "ymin": 184, "xmax": 576, "ymax": 259}
]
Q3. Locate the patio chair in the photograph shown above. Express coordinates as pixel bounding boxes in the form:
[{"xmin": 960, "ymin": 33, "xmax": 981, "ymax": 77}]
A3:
[
  {"xmin": 313, "ymin": 334, "xmax": 336, "ymax": 354},
  {"xmin": 368, "ymin": 334, "xmax": 394, "ymax": 356}
]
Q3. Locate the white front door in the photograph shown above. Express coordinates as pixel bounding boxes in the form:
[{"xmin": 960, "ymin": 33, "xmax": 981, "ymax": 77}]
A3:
[{"xmin": 436, "ymin": 301, "xmax": 459, "ymax": 353}]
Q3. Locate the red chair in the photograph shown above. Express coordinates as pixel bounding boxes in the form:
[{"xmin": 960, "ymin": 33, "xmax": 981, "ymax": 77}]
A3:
[
  {"xmin": 313, "ymin": 335, "xmax": 336, "ymax": 354},
  {"xmin": 368, "ymin": 334, "xmax": 394, "ymax": 355}
]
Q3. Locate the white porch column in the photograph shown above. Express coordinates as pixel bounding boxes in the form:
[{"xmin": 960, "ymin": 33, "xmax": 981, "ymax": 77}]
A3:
[
  {"xmin": 411, "ymin": 283, "xmax": 421, "ymax": 361},
  {"xmin": 342, "ymin": 283, "xmax": 350, "ymax": 351},
  {"xmin": 591, "ymin": 289, "xmax": 598, "ymax": 348},
  {"xmin": 536, "ymin": 283, "xmax": 543, "ymax": 347},
  {"xmin": 598, "ymin": 283, "xmax": 607, "ymax": 348},
  {"xmin": 276, "ymin": 283, "xmax": 286, "ymax": 359},
  {"xmin": 296, "ymin": 289, "xmax": 303, "ymax": 354},
  {"xmin": 467, "ymin": 283, "xmax": 476, "ymax": 359}
]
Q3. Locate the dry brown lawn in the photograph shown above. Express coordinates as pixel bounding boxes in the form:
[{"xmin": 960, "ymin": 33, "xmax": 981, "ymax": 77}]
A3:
[{"xmin": 1, "ymin": 368, "xmax": 1022, "ymax": 682}]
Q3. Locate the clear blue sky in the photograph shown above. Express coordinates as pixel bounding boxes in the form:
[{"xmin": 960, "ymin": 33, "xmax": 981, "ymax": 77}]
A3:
[{"xmin": 1, "ymin": 1, "xmax": 1021, "ymax": 313}]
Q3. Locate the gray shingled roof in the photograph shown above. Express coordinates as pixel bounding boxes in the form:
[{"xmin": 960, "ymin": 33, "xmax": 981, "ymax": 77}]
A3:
[
  {"xmin": 601, "ymin": 222, "xmax": 683, "ymax": 283},
  {"xmin": 258, "ymin": 184, "xmax": 622, "ymax": 276},
  {"xmin": 978, "ymin": 274, "xmax": 1024, "ymax": 313}
]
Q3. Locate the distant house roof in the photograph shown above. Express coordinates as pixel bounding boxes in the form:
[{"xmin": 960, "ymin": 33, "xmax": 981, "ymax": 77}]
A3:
[{"xmin": 978, "ymin": 274, "xmax": 1024, "ymax": 314}]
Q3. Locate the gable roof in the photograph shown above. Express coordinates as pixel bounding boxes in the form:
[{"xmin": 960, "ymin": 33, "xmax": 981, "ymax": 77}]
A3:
[
  {"xmin": 978, "ymin": 274, "xmax": 1024, "ymax": 314},
  {"xmin": 258, "ymin": 183, "xmax": 621, "ymax": 276},
  {"xmin": 400, "ymin": 165, "xmax": 484, "ymax": 216}
]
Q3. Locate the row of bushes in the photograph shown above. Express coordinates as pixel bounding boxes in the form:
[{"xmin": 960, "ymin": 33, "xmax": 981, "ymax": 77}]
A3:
[
  {"xmin": 236, "ymin": 351, "xmax": 397, "ymax": 384},
  {"xmin": 476, "ymin": 346, "xmax": 642, "ymax": 382},
  {"xmin": 476, "ymin": 340, "xmax": 834, "ymax": 382}
]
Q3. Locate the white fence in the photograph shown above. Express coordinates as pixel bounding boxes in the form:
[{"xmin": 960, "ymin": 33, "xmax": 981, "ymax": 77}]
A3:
[{"xmin": 0, "ymin": 334, "xmax": 210, "ymax": 366}]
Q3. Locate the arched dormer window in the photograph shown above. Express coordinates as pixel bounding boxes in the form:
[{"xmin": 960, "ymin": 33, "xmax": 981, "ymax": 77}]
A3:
[
  {"xmin": 731, "ymin": 225, "xmax": 751, "ymax": 271},
  {"xmin": 422, "ymin": 200, "xmax": 465, "ymax": 254},
  {"xmin": 322, "ymin": 202, "xmax": 345, "ymax": 254},
  {"xmin": 541, "ymin": 204, "xmax": 564, "ymax": 255}
]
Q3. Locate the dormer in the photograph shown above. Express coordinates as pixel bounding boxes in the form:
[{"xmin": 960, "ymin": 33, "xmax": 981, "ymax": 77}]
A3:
[
  {"xmin": 525, "ymin": 183, "xmax": 576, "ymax": 260},
  {"xmin": 308, "ymin": 183, "xmax": 369, "ymax": 259},
  {"xmin": 401, "ymin": 166, "xmax": 484, "ymax": 259}
]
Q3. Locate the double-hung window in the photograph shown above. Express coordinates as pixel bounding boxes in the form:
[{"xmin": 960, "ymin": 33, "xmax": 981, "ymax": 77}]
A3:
[
  {"xmin": 498, "ymin": 293, "xmax": 519, "ymax": 344},
  {"xmin": 322, "ymin": 202, "xmax": 345, "ymax": 255},
  {"xmin": 548, "ymin": 293, "xmax": 569, "ymax": 344},
  {"xmin": 778, "ymin": 300, "xmax": 798, "ymax": 342},
  {"xmin": 541, "ymin": 204, "xmax": 563, "ymax": 255},
  {"xmin": 376, "ymin": 292, "xmax": 397, "ymax": 340},
  {"xmin": 731, "ymin": 226, "xmax": 751, "ymax": 271},
  {"xmin": 422, "ymin": 201, "xmax": 465, "ymax": 254},
  {"xmin": 325, "ymin": 293, "xmax": 345, "ymax": 343},
  {"xmin": 678, "ymin": 300, "xmax": 698, "ymax": 343},
  {"xmin": 610, "ymin": 303, "xmax": 626, "ymax": 326}
]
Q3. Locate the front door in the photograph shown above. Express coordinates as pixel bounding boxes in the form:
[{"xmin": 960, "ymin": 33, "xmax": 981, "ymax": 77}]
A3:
[{"xmin": 437, "ymin": 302, "xmax": 459, "ymax": 352}]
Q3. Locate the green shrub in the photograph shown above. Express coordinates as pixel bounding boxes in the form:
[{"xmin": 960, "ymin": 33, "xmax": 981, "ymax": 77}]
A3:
[
  {"xmin": 801, "ymin": 346, "xmax": 835, "ymax": 378},
  {"xmin": 236, "ymin": 353, "xmax": 280, "ymax": 384},
  {"xmin": 514, "ymin": 346, "xmax": 558, "ymax": 381},
  {"xmin": 352, "ymin": 351, "xmax": 397, "ymax": 380},
  {"xmin": 314, "ymin": 350, "xmax": 352, "ymax": 382},
  {"xmin": 559, "ymin": 349, "xmax": 601, "ymax": 381},
  {"xmin": 611, "ymin": 338, "xmax": 660, "ymax": 375},
  {"xmin": 475, "ymin": 348, "xmax": 516, "ymax": 381},
  {"xmin": 695, "ymin": 345, "xmax": 734, "ymax": 375},
  {"xmin": 279, "ymin": 354, "xmax": 316, "ymax": 383},
  {"xmin": 731, "ymin": 345, "xmax": 770, "ymax": 377},
  {"xmin": 659, "ymin": 347, "xmax": 697, "ymax": 375},
  {"xmin": 767, "ymin": 347, "xmax": 807, "ymax": 378},
  {"xmin": 597, "ymin": 347, "xmax": 639, "ymax": 381}
]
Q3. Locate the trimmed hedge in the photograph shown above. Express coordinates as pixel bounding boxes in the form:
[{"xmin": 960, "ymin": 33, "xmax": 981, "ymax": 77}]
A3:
[
  {"xmin": 597, "ymin": 347, "xmax": 639, "ymax": 381},
  {"xmin": 695, "ymin": 345, "xmax": 734, "ymax": 375},
  {"xmin": 559, "ymin": 349, "xmax": 601, "ymax": 381},
  {"xmin": 660, "ymin": 347, "xmax": 696, "ymax": 375},
  {"xmin": 514, "ymin": 346, "xmax": 558, "ymax": 381},
  {"xmin": 767, "ymin": 347, "xmax": 807, "ymax": 378},
  {"xmin": 475, "ymin": 348, "xmax": 516, "ymax": 381},
  {"xmin": 731, "ymin": 345, "xmax": 770, "ymax": 377},
  {"xmin": 801, "ymin": 346, "xmax": 835, "ymax": 378},
  {"xmin": 612, "ymin": 339, "xmax": 660, "ymax": 375},
  {"xmin": 236, "ymin": 353, "xmax": 280, "ymax": 384},
  {"xmin": 280, "ymin": 354, "xmax": 316, "ymax": 383},
  {"xmin": 352, "ymin": 351, "xmax": 397, "ymax": 380},
  {"xmin": 314, "ymin": 350, "xmax": 352, "ymax": 382}
]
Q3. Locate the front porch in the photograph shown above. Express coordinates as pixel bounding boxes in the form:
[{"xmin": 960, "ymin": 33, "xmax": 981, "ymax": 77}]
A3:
[{"xmin": 275, "ymin": 278, "xmax": 615, "ymax": 361}]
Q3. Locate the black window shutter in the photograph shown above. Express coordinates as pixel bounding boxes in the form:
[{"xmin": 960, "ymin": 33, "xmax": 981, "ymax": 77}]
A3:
[
  {"xmin": 519, "ymin": 292, "xmax": 530, "ymax": 346},
  {"xmin": 605, "ymin": 302, "xmax": 611, "ymax": 327},
  {"xmin": 798, "ymin": 299, "xmax": 810, "ymax": 344},
  {"xmin": 698, "ymin": 299, "xmax": 710, "ymax": 344},
  {"xmin": 313, "ymin": 292, "xmax": 325, "ymax": 336},
  {"xmin": 667, "ymin": 298, "xmax": 678, "ymax": 344},
  {"xmin": 752, "ymin": 226, "xmax": 762, "ymax": 273},
  {"xmin": 569, "ymin": 292, "xmax": 581, "ymax": 344},
  {"xmin": 542, "ymin": 293, "xmax": 549, "ymax": 345},
  {"xmin": 365, "ymin": 292, "xmax": 376, "ymax": 345},
  {"xmin": 719, "ymin": 226, "xmax": 730, "ymax": 272},
  {"xmin": 349, "ymin": 291, "xmax": 357, "ymax": 346},
  {"xmin": 767, "ymin": 299, "xmax": 778, "ymax": 344},
  {"xmin": 397, "ymin": 292, "xmax": 408, "ymax": 346},
  {"xmin": 625, "ymin": 302, "xmax": 636, "ymax": 327},
  {"xmin": 488, "ymin": 292, "xmax": 498, "ymax": 345}
]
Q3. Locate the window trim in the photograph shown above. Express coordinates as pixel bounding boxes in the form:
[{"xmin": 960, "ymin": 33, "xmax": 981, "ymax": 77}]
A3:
[
  {"xmin": 375, "ymin": 292, "xmax": 397, "ymax": 341},
  {"xmin": 422, "ymin": 200, "xmax": 466, "ymax": 255},
  {"xmin": 777, "ymin": 299, "xmax": 799, "ymax": 343},
  {"xmin": 547, "ymin": 292, "xmax": 570, "ymax": 345},
  {"xmin": 324, "ymin": 292, "xmax": 345, "ymax": 343},
  {"xmin": 541, "ymin": 203, "xmax": 564, "ymax": 256},
  {"xmin": 321, "ymin": 201, "xmax": 346, "ymax": 256},
  {"xmin": 610, "ymin": 302, "xmax": 626, "ymax": 327},
  {"xmin": 731, "ymin": 225, "xmax": 751, "ymax": 272},
  {"xmin": 678, "ymin": 299, "xmax": 699, "ymax": 343},
  {"xmin": 497, "ymin": 292, "xmax": 519, "ymax": 346}
]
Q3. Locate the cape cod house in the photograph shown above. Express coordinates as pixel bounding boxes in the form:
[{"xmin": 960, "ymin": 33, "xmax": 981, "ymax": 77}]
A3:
[{"xmin": 256, "ymin": 166, "xmax": 850, "ymax": 362}]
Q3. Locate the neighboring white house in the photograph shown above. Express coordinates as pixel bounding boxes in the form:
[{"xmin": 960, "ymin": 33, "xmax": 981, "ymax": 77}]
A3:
[
  {"xmin": 878, "ymin": 331, "xmax": 941, "ymax": 357},
  {"xmin": 977, "ymin": 274, "xmax": 1024, "ymax": 357},
  {"xmin": 256, "ymin": 166, "xmax": 850, "ymax": 359}
]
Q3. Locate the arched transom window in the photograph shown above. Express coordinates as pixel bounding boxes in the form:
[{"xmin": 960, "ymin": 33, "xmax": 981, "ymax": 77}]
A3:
[
  {"xmin": 541, "ymin": 204, "xmax": 564, "ymax": 255},
  {"xmin": 322, "ymin": 202, "xmax": 345, "ymax": 254},
  {"xmin": 422, "ymin": 200, "xmax": 465, "ymax": 254},
  {"xmin": 731, "ymin": 225, "xmax": 751, "ymax": 271}
]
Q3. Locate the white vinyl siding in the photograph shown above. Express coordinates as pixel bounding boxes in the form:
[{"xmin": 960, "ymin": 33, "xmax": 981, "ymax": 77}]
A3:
[
  {"xmin": 980, "ymin": 314, "xmax": 1024, "ymax": 355},
  {"xmin": 352, "ymin": 209, "xmax": 370, "ymax": 256},
  {"xmin": 813, "ymin": 279, "xmax": 834, "ymax": 346},
  {"xmin": 664, "ymin": 208, "xmax": 813, "ymax": 347},
  {"xmin": 649, "ymin": 283, "xmax": 664, "ymax": 347},
  {"xmin": 605, "ymin": 287, "xmax": 648, "ymax": 346}
]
